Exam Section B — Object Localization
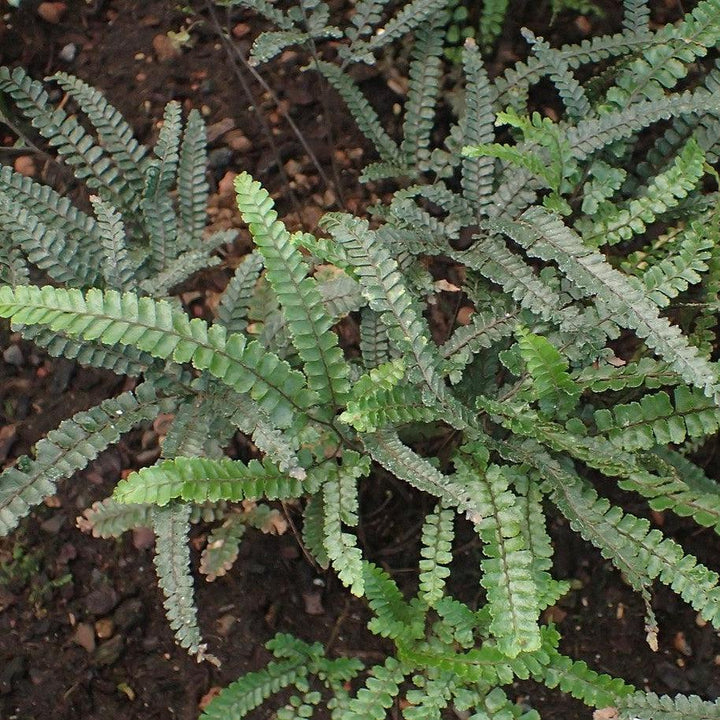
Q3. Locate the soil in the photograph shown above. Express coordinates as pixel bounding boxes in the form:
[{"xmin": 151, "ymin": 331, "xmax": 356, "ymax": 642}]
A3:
[{"xmin": 0, "ymin": 1, "xmax": 719, "ymax": 719}]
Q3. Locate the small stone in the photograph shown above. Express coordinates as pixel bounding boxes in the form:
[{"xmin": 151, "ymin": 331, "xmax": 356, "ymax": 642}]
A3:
[
  {"xmin": 132, "ymin": 526, "xmax": 155, "ymax": 550},
  {"xmin": 225, "ymin": 130, "xmax": 252, "ymax": 152},
  {"xmin": 13, "ymin": 156, "xmax": 36, "ymax": 178},
  {"xmin": 37, "ymin": 2, "xmax": 66, "ymax": 23},
  {"xmin": 58, "ymin": 43, "xmax": 76, "ymax": 62},
  {"xmin": 73, "ymin": 622, "xmax": 96, "ymax": 653},
  {"xmin": 152, "ymin": 33, "xmax": 182, "ymax": 62},
  {"xmin": 92, "ymin": 635, "xmax": 124, "ymax": 666},
  {"xmin": 95, "ymin": 617, "xmax": 114, "ymax": 639},
  {"xmin": 673, "ymin": 631, "xmax": 693, "ymax": 657},
  {"xmin": 231, "ymin": 23, "xmax": 250, "ymax": 38},
  {"xmin": 216, "ymin": 613, "xmax": 236, "ymax": 637},
  {"xmin": 40, "ymin": 514, "xmax": 65, "ymax": 534},
  {"xmin": 85, "ymin": 586, "xmax": 119, "ymax": 616},
  {"xmin": 113, "ymin": 598, "xmax": 144, "ymax": 631},
  {"xmin": 208, "ymin": 147, "xmax": 233, "ymax": 171},
  {"xmin": 302, "ymin": 591, "xmax": 324, "ymax": 616}
]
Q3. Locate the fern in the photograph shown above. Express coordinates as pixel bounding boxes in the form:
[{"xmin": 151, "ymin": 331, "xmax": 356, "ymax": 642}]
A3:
[
  {"xmin": 418, "ymin": 502, "xmax": 454, "ymax": 607},
  {"xmin": 76, "ymin": 497, "xmax": 153, "ymax": 538},
  {"xmin": 615, "ymin": 692, "xmax": 720, "ymax": 719},
  {"xmin": 177, "ymin": 109, "xmax": 209, "ymax": 250},
  {"xmin": 215, "ymin": 251, "xmax": 264, "ymax": 334}
]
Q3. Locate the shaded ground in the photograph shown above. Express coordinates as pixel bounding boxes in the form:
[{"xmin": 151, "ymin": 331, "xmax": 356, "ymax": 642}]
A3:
[{"xmin": 1, "ymin": 1, "xmax": 719, "ymax": 719}]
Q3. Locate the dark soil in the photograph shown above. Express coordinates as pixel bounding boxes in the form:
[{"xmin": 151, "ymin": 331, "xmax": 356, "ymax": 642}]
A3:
[{"xmin": 1, "ymin": 1, "xmax": 719, "ymax": 719}]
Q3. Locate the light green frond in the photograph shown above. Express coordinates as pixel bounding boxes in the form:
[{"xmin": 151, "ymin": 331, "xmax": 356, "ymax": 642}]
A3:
[
  {"xmin": 486, "ymin": 209, "xmax": 720, "ymax": 399},
  {"xmin": 177, "ymin": 109, "xmax": 209, "ymax": 249},
  {"xmin": 454, "ymin": 456, "xmax": 541, "ymax": 657},
  {"xmin": 152, "ymin": 503, "xmax": 216, "ymax": 664},
  {"xmin": 574, "ymin": 357, "xmax": 678, "ymax": 392},
  {"xmin": 418, "ymin": 503, "xmax": 454, "ymax": 607},
  {"xmin": 594, "ymin": 387, "xmax": 720, "ymax": 450},
  {"xmin": 90, "ymin": 195, "xmax": 137, "ymax": 290},
  {"xmin": 339, "ymin": 657, "xmax": 408, "ymax": 720},
  {"xmin": 478, "ymin": 0, "xmax": 508, "ymax": 55},
  {"xmin": 0, "ymin": 384, "xmax": 163, "ymax": 536},
  {"xmin": 51, "ymin": 71, "xmax": 147, "ymax": 200},
  {"xmin": 0, "ymin": 285, "xmax": 314, "ymax": 427},
  {"xmin": 199, "ymin": 512, "xmax": 247, "ymax": 581},
  {"xmin": 616, "ymin": 692, "xmax": 720, "ymax": 719},
  {"xmin": 251, "ymin": 29, "xmax": 311, "ymax": 64},
  {"xmin": 322, "ymin": 455, "xmax": 368, "ymax": 595},
  {"xmin": 216, "ymin": 251, "xmax": 264, "ymax": 334},
  {"xmin": 77, "ymin": 497, "xmax": 153, "ymax": 538},
  {"xmin": 516, "ymin": 326, "xmax": 580, "ymax": 418},
  {"xmin": 234, "ymin": 172, "xmax": 350, "ymax": 408},
  {"xmin": 113, "ymin": 456, "xmax": 309, "ymax": 506}
]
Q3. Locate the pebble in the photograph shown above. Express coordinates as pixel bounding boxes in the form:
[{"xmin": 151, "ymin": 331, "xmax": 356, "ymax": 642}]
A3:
[
  {"xmin": 85, "ymin": 585, "xmax": 119, "ymax": 616},
  {"xmin": 152, "ymin": 33, "xmax": 181, "ymax": 62},
  {"xmin": 37, "ymin": 2, "xmax": 66, "ymax": 24},
  {"xmin": 95, "ymin": 617, "xmax": 114, "ymax": 639},
  {"xmin": 73, "ymin": 622, "xmax": 96, "ymax": 653},
  {"xmin": 13, "ymin": 155, "xmax": 36, "ymax": 178},
  {"xmin": 58, "ymin": 43, "xmax": 76, "ymax": 62},
  {"xmin": 113, "ymin": 597, "xmax": 144, "ymax": 631},
  {"xmin": 92, "ymin": 635, "xmax": 124, "ymax": 666}
]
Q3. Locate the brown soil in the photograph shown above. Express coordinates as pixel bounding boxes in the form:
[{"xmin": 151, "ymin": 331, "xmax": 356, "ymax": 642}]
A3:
[{"xmin": 1, "ymin": 1, "xmax": 718, "ymax": 719}]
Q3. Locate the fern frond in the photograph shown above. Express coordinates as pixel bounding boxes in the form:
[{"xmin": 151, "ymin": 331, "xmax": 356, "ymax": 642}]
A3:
[
  {"xmin": 322, "ymin": 214, "xmax": 467, "ymax": 428},
  {"xmin": 51, "ymin": 71, "xmax": 147, "ymax": 201},
  {"xmin": 177, "ymin": 109, "xmax": 209, "ymax": 249},
  {"xmin": 341, "ymin": 657, "xmax": 408, "ymax": 720},
  {"xmin": 583, "ymin": 138, "xmax": 706, "ymax": 247},
  {"xmin": 234, "ymin": 172, "xmax": 350, "ymax": 409},
  {"xmin": 400, "ymin": 7, "xmax": 446, "ymax": 171},
  {"xmin": 574, "ymin": 357, "xmax": 678, "ymax": 392},
  {"xmin": 0, "ymin": 196, "xmax": 100, "ymax": 287},
  {"xmin": 113, "ymin": 456, "xmax": 310, "ymax": 506},
  {"xmin": 453, "ymin": 455, "xmax": 541, "ymax": 657},
  {"xmin": 485, "ymin": 209, "xmax": 720, "ymax": 399},
  {"xmin": 478, "ymin": 0, "xmax": 508, "ymax": 55},
  {"xmin": 459, "ymin": 39, "xmax": 497, "ymax": 212},
  {"xmin": 418, "ymin": 503, "xmax": 454, "ymax": 607},
  {"xmin": 622, "ymin": 0, "xmax": 651, "ymax": 35},
  {"xmin": 251, "ymin": 29, "xmax": 312, "ymax": 64},
  {"xmin": 76, "ymin": 497, "xmax": 153, "ymax": 538},
  {"xmin": 348, "ymin": 0, "xmax": 449, "ymax": 60},
  {"xmin": 141, "ymin": 101, "xmax": 182, "ymax": 274},
  {"xmin": 0, "ymin": 67, "xmax": 134, "ymax": 209},
  {"xmin": 0, "ymin": 285, "xmax": 315, "ymax": 427},
  {"xmin": 0, "ymin": 384, "xmax": 163, "ymax": 535},
  {"xmin": 216, "ymin": 251, "xmax": 264, "ymax": 334},
  {"xmin": 316, "ymin": 267, "xmax": 365, "ymax": 319},
  {"xmin": 315, "ymin": 64, "xmax": 401, "ymax": 164},
  {"xmin": 90, "ymin": 195, "xmax": 137, "ymax": 290},
  {"xmin": 0, "ymin": 235, "xmax": 28, "ymax": 285},
  {"xmin": 615, "ymin": 692, "xmax": 720, "ymax": 719},
  {"xmin": 359, "ymin": 308, "xmax": 393, "ymax": 369},
  {"xmin": 346, "ymin": 0, "xmax": 386, "ymax": 40},
  {"xmin": 152, "ymin": 503, "xmax": 216, "ymax": 663},
  {"xmin": 141, "ymin": 247, "xmax": 222, "ymax": 298},
  {"xmin": 440, "ymin": 306, "xmax": 516, "ymax": 362},
  {"xmin": 302, "ymin": 493, "xmax": 330, "ymax": 568},
  {"xmin": 322, "ymin": 453, "xmax": 369, "ymax": 595},
  {"xmin": 199, "ymin": 512, "xmax": 247, "ymax": 581}
]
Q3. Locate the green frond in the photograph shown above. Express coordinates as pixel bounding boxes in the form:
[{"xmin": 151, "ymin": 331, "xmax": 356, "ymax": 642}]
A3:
[
  {"xmin": 453, "ymin": 456, "xmax": 541, "ymax": 657},
  {"xmin": 177, "ymin": 109, "xmax": 209, "ymax": 249},
  {"xmin": 485, "ymin": 208, "xmax": 720, "ymax": 399},
  {"xmin": 90, "ymin": 195, "xmax": 137, "ymax": 290},
  {"xmin": 322, "ymin": 454, "xmax": 369, "ymax": 595},
  {"xmin": 0, "ymin": 236, "xmax": 28, "ymax": 285},
  {"xmin": 316, "ymin": 267, "xmax": 365, "ymax": 320},
  {"xmin": 76, "ymin": 497, "xmax": 153, "ymax": 538},
  {"xmin": 532, "ymin": 632, "xmax": 635, "ymax": 708},
  {"xmin": 594, "ymin": 386, "xmax": 720, "ymax": 450},
  {"xmin": 251, "ymin": 29, "xmax": 311, "ymax": 64},
  {"xmin": 0, "ymin": 66, "xmax": 135, "ymax": 209},
  {"xmin": 536, "ymin": 450, "xmax": 720, "ymax": 628},
  {"xmin": 216, "ymin": 251, "xmax": 264, "ymax": 334},
  {"xmin": 0, "ymin": 195, "xmax": 100, "ymax": 287},
  {"xmin": 302, "ymin": 493, "xmax": 330, "ymax": 568},
  {"xmin": 18, "ymin": 325, "xmax": 154, "ymax": 376},
  {"xmin": 515, "ymin": 326, "xmax": 580, "ymax": 418},
  {"xmin": 616, "ymin": 692, "xmax": 720, "ymax": 719},
  {"xmin": 346, "ymin": 0, "xmax": 386, "ymax": 40},
  {"xmin": 440, "ymin": 306, "xmax": 517, "ymax": 365},
  {"xmin": 113, "ymin": 456, "xmax": 309, "ymax": 506},
  {"xmin": 418, "ymin": 503, "xmax": 454, "ymax": 607},
  {"xmin": 201, "ymin": 657, "xmax": 308, "ymax": 719},
  {"xmin": 400, "ymin": 8, "xmax": 447, "ymax": 171},
  {"xmin": 51, "ymin": 71, "xmax": 147, "ymax": 201},
  {"xmin": 322, "ymin": 214, "xmax": 466, "ymax": 427},
  {"xmin": 359, "ymin": 308, "xmax": 393, "ymax": 369},
  {"xmin": 141, "ymin": 247, "xmax": 223, "ymax": 299},
  {"xmin": 0, "ymin": 165, "xmax": 101, "ymax": 277},
  {"xmin": 404, "ymin": 675, "xmax": 453, "ymax": 719},
  {"xmin": 199, "ymin": 512, "xmax": 247, "ymax": 581},
  {"xmin": 220, "ymin": 0, "xmax": 293, "ymax": 30},
  {"xmin": 152, "ymin": 503, "xmax": 215, "ymax": 663},
  {"xmin": 478, "ymin": 0, "xmax": 509, "ymax": 54},
  {"xmin": 363, "ymin": 562, "xmax": 425, "ymax": 640},
  {"xmin": 434, "ymin": 596, "xmax": 480, "ymax": 648},
  {"xmin": 574, "ymin": 357, "xmax": 678, "ymax": 392},
  {"xmin": 234, "ymin": 172, "xmax": 350, "ymax": 408},
  {"xmin": 583, "ymin": 138, "xmax": 706, "ymax": 247},
  {"xmin": 348, "ymin": 0, "xmax": 449, "ymax": 60},
  {"xmin": 459, "ymin": 39, "xmax": 498, "ymax": 211},
  {"xmin": 141, "ymin": 101, "xmax": 182, "ymax": 274},
  {"xmin": 0, "ymin": 285, "xmax": 315, "ymax": 427},
  {"xmin": 340, "ymin": 657, "xmax": 408, "ymax": 720},
  {"xmin": 315, "ymin": 60, "xmax": 401, "ymax": 165},
  {"xmin": 0, "ymin": 384, "xmax": 163, "ymax": 535},
  {"xmin": 622, "ymin": 0, "xmax": 651, "ymax": 35}
]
